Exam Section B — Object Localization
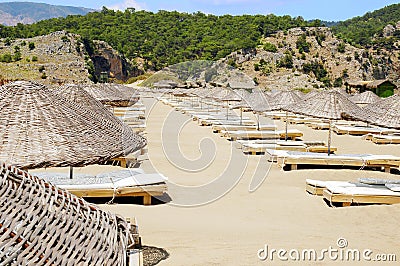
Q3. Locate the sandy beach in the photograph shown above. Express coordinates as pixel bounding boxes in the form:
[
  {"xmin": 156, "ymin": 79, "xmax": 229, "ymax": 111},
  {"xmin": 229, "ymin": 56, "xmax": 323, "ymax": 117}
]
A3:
[{"xmin": 99, "ymin": 97, "xmax": 400, "ymax": 265}]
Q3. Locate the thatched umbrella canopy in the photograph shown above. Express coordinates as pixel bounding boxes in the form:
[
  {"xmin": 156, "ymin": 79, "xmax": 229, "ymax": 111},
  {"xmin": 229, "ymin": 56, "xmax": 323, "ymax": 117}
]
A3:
[
  {"xmin": 269, "ymin": 89, "xmax": 302, "ymax": 110},
  {"xmin": 0, "ymin": 81, "xmax": 146, "ymax": 169},
  {"xmin": 349, "ymin": 90, "xmax": 380, "ymax": 105},
  {"xmin": 56, "ymin": 84, "xmax": 117, "ymax": 120},
  {"xmin": 0, "ymin": 162, "xmax": 130, "ymax": 265},
  {"xmin": 283, "ymin": 90, "xmax": 362, "ymax": 154},
  {"xmin": 215, "ymin": 89, "xmax": 242, "ymax": 120},
  {"xmin": 347, "ymin": 94, "xmax": 400, "ymax": 129},
  {"xmin": 84, "ymin": 83, "xmax": 139, "ymax": 107}
]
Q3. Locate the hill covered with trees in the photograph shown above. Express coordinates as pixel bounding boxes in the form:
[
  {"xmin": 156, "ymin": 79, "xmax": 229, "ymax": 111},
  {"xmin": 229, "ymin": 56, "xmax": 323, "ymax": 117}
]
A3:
[
  {"xmin": 0, "ymin": 8, "xmax": 319, "ymax": 70},
  {"xmin": 332, "ymin": 3, "xmax": 400, "ymax": 47}
]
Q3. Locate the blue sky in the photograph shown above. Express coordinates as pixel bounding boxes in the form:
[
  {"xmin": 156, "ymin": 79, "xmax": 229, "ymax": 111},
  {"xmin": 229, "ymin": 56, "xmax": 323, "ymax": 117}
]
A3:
[{"xmin": 1, "ymin": 0, "xmax": 399, "ymax": 21}]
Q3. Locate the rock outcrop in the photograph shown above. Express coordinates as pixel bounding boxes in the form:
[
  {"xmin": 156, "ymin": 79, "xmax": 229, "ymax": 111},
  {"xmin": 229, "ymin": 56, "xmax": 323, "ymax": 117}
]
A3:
[{"xmin": 222, "ymin": 27, "xmax": 400, "ymax": 90}]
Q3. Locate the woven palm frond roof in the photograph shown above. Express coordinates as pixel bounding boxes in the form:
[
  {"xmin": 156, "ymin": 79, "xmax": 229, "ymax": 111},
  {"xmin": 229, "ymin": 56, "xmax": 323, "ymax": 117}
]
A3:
[
  {"xmin": 283, "ymin": 90, "xmax": 361, "ymax": 120},
  {"xmin": 349, "ymin": 91, "xmax": 381, "ymax": 105},
  {"xmin": 347, "ymin": 94, "xmax": 400, "ymax": 129},
  {"xmin": 0, "ymin": 81, "xmax": 146, "ymax": 169},
  {"xmin": 84, "ymin": 83, "xmax": 139, "ymax": 107},
  {"xmin": 0, "ymin": 162, "xmax": 129, "ymax": 265},
  {"xmin": 269, "ymin": 90, "xmax": 302, "ymax": 110}
]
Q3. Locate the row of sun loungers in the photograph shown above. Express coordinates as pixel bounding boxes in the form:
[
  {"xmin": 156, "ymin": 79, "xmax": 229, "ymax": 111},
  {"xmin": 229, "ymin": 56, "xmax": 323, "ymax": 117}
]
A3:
[
  {"xmin": 114, "ymin": 100, "xmax": 147, "ymax": 133},
  {"xmin": 306, "ymin": 178, "xmax": 400, "ymax": 207}
]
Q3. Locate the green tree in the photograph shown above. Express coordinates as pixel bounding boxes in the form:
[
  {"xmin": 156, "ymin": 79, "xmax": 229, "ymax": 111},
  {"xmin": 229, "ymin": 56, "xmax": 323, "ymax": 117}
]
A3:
[
  {"xmin": 28, "ymin": 42, "xmax": 35, "ymax": 50},
  {"xmin": 263, "ymin": 42, "xmax": 277, "ymax": 52}
]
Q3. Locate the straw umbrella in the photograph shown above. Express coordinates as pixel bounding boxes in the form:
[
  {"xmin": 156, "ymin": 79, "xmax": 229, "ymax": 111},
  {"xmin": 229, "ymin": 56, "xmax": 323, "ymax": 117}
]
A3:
[
  {"xmin": 283, "ymin": 90, "xmax": 362, "ymax": 154},
  {"xmin": 253, "ymin": 90, "xmax": 301, "ymax": 139},
  {"xmin": 0, "ymin": 81, "xmax": 147, "ymax": 171},
  {"xmin": 230, "ymin": 89, "xmax": 252, "ymax": 125},
  {"xmin": 0, "ymin": 161, "xmax": 132, "ymax": 265},
  {"xmin": 84, "ymin": 83, "xmax": 139, "ymax": 107},
  {"xmin": 349, "ymin": 90, "xmax": 381, "ymax": 106},
  {"xmin": 248, "ymin": 89, "xmax": 273, "ymax": 130},
  {"xmin": 216, "ymin": 89, "xmax": 242, "ymax": 120},
  {"xmin": 347, "ymin": 94, "xmax": 400, "ymax": 129}
]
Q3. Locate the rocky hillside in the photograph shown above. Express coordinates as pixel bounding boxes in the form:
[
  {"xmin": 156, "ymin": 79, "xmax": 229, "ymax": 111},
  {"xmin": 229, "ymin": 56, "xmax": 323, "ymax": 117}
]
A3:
[
  {"xmin": 0, "ymin": 2, "xmax": 94, "ymax": 26},
  {"xmin": 223, "ymin": 26, "xmax": 400, "ymax": 90},
  {"xmin": 0, "ymin": 31, "xmax": 139, "ymax": 84}
]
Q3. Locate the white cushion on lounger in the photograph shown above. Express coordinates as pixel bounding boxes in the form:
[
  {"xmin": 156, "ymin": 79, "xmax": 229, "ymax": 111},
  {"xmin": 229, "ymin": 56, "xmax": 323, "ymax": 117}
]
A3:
[{"xmin": 385, "ymin": 183, "xmax": 400, "ymax": 192}]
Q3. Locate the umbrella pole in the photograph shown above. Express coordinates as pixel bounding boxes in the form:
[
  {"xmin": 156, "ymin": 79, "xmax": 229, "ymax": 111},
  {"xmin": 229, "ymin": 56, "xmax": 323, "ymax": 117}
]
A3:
[
  {"xmin": 226, "ymin": 101, "xmax": 229, "ymax": 120},
  {"xmin": 69, "ymin": 166, "xmax": 73, "ymax": 179},
  {"xmin": 257, "ymin": 113, "xmax": 260, "ymax": 130},
  {"xmin": 328, "ymin": 119, "xmax": 332, "ymax": 156},
  {"xmin": 240, "ymin": 108, "xmax": 243, "ymax": 126},
  {"xmin": 285, "ymin": 111, "xmax": 288, "ymax": 141}
]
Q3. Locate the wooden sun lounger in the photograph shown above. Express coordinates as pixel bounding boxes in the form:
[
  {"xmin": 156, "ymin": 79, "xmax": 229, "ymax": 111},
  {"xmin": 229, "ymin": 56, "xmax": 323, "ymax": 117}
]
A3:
[
  {"xmin": 264, "ymin": 111, "xmax": 298, "ymax": 120},
  {"xmin": 36, "ymin": 171, "xmax": 167, "ymax": 205},
  {"xmin": 309, "ymin": 122, "xmax": 330, "ymax": 130},
  {"xmin": 323, "ymin": 184, "xmax": 400, "ymax": 207},
  {"xmin": 305, "ymin": 179, "xmax": 358, "ymax": 195},
  {"xmin": 370, "ymin": 135, "xmax": 400, "ymax": 144},
  {"xmin": 269, "ymin": 150, "xmax": 400, "ymax": 172},
  {"xmin": 242, "ymin": 142, "xmax": 336, "ymax": 155},
  {"xmin": 333, "ymin": 125, "xmax": 397, "ymax": 136},
  {"xmin": 212, "ymin": 124, "xmax": 277, "ymax": 133},
  {"xmin": 199, "ymin": 118, "xmax": 254, "ymax": 126},
  {"xmin": 223, "ymin": 129, "xmax": 303, "ymax": 141}
]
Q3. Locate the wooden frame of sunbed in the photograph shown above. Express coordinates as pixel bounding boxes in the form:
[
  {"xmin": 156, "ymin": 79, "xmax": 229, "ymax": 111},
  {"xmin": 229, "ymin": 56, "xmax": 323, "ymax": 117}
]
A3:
[
  {"xmin": 370, "ymin": 135, "xmax": 400, "ymax": 144},
  {"xmin": 272, "ymin": 151, "xmax": 400, "ymax": 172},
  {"xmin": 67, "ymin": 183, "xmax": 167, "ymax": 205},
  {"xmin": 224, "ymin": 129, "xmax": 303, "ymax": 141},
  {"xmin": 242, "ymin": 143, "xmax": 336, "ymax": 155},
  {"xmin": 333, "ymin": 125, "xmax": 396, "ymax": 136},
  {"xmin": 323, "ymin": 186, "xmax": 400, "ymax": 206},
  {"xmin": 212, "ymin": 124, "xmax": 277, "ymax": 133}
]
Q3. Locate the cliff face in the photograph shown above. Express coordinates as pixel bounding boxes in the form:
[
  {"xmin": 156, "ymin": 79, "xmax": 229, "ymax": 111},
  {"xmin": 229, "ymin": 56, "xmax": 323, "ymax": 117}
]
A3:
[
  {"xmin": 0, "ymin": 31, "xmax": 142, "ymax": 84},
  {"xmin": 91, "ymin": 41, "xmax": 143, "ymax": 82},
  {"xmin": 222, "ymin": 27, "xmax": 400, "ymax": 90}
]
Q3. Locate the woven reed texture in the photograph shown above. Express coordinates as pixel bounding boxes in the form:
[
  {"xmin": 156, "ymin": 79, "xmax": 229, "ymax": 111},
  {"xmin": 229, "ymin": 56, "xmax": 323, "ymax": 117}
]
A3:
[
  {"xmin": 84, "ymin": 83, "xmax": 139, "ymax": 107},
  {"xmin": 0, "ymin": 81, "xmax": 147, "ymax": 169},
  {"xmin": 349, "ymin": 91, "xmax": 380, "ymax": 105},
  {"xmin": 269, "ymin": 90, "xmax": 302, "ymax": 110},
  {"xmin": 0, "ymin": 162, "xmax": 128, "ymax": 265},
  {"xmin": 348, "ymin": 94, "xmax": 400, "ymax": 129},
  {"xmin": 283, "ymin": 90, "xmax": 361, "ymax": 120}
]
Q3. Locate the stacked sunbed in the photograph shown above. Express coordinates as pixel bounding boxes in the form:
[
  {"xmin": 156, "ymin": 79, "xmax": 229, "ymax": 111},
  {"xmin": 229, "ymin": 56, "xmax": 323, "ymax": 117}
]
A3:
[
  {"xmin": 267, "ymin": 150, "xmax": 400, "ymax": 172},
  {"xmin": 306, "ymin": 178, "xmax": 400, "ymax": 207}
]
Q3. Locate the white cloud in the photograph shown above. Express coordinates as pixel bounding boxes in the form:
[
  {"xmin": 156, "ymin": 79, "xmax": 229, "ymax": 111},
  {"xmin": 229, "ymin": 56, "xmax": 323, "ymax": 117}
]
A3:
[{"xmin": 107, "ymin": 0, "xmax": 145, "ymax": 11}]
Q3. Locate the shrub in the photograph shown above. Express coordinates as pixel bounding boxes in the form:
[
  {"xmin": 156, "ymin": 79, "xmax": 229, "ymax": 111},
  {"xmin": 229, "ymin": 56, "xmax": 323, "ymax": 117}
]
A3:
[
  {"xmin": 28, "ymin": 42, "xmax": 35, "ymax": 50},
  {"xmin": 296, "ymin": 34, "xmax": 310, "ymax": 53},
  {"xmin": 0, "ymin": 53, "xmax": 12, "ymax": 63},
  {"xmin": 337, "ymin": 42, "xmax": 346, "ymax": 53},
  {"xmin": 13, "ymin": 51, "xmax": 22, "ymax": 61},
  {"xmin": 31, "ymin": 56, "xmax": 38, "ymax": 62},
  {"xmin": 38, "ymin": 65, "xmax": 45, "ymax": 72},
  {"xmin": 277, "ymin": 52, "xmax": 293, "ymax": 69},
  {"xmin": 263, "ymin": 42, "xmax": 277, "ymax": 52}
]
